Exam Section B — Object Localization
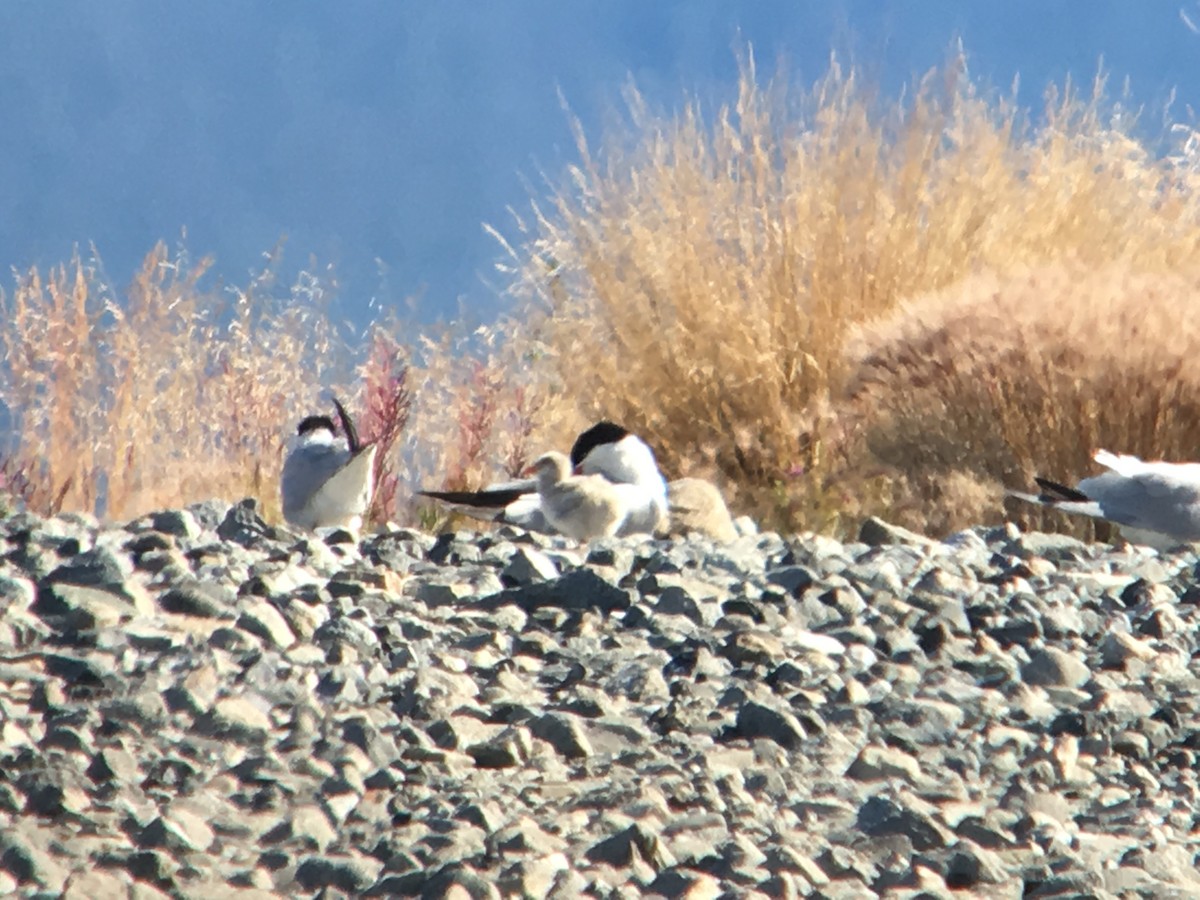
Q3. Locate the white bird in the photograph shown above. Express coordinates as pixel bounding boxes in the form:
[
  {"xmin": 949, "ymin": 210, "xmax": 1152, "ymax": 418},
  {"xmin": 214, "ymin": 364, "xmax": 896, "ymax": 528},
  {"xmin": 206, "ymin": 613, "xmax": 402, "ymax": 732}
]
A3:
[
  {"xmin": 1009, "ymin": 449, "xmax": 1200, "ymax": 548},
  {"xmin": 281, "ymin": 397, "xmax": 377, "ymax": 534},
  {"xmin": 527, "ymin": 451, "xmax": 624, "ymax": 542},
  {"xmin": 419, "ymin": 421, "xmax": 668, "ymax": 537}
]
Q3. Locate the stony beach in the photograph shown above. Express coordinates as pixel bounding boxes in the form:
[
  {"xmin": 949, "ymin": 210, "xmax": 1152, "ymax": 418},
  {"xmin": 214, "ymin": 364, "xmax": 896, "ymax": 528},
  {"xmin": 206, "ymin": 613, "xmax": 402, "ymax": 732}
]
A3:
[{"xmin": 2, "ymin": 498, "xmax": 1200, "ymax": 898}]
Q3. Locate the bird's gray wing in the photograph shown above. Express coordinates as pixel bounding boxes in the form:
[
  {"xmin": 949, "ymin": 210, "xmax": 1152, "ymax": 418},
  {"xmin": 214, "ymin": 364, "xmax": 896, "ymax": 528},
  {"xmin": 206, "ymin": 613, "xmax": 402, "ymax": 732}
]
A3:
[
  {"xmin": 282, "ymin": 442, "xmax": 351, "ymax": 521},
  {"xmin": 1080, "ymin": 470, "xmax": 1200, "ymax": 539},
  {"xmin": 543, "ymin": 485, "xmax": 594, "ymax": 521},
  {"xmin": 496, "ymin": 495, "xmax": 552, "ymax": 531},
  {"xmin": 1007, "ymin": 489, "xmax": 1106, "ymax": 521},
  {"xmin": 282, "ymin": 442, "xmax": 375, "ymax": 530},
  {"xmin": 542, "ymin": 475, "xmax": 623, "ymax": 536},
  {"xmin": 609, "ymin": 482, "xmax": 664, "ymax": 535},
  {"xmin": 308, "ymin": 445, "xmax": 376, "ymax": 524}
]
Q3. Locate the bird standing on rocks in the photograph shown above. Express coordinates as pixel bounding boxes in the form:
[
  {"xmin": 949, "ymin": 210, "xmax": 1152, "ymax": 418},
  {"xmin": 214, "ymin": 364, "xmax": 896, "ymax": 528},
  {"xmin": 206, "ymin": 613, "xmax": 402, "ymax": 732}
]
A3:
[
  {"xmin": 1009, "ymin": 449, "xmax": 1200, "ymax": 549},
  {"xmin": 527, "ymin": 451, "xmax": 624, "ymax": 542},
  {"xmin": 281, "ymin": 397, "xmax": 376, "ymax": 534}
]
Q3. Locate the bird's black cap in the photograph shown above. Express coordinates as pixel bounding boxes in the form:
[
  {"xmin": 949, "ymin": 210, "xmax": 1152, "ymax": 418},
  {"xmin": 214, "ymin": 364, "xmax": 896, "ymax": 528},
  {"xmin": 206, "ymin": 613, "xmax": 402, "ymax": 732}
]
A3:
[
  {"xmin": 570, "ymin": 421, "xmax": 631, "ymax": 467},
  {"xmin": 297, "ymin": 415, "xmax": 336, "ymax": 436}
]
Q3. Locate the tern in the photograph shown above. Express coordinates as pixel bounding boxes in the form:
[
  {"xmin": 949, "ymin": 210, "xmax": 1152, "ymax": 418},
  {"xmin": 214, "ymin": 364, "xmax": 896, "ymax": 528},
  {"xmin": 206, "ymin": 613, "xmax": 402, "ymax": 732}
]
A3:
[
  {"xmin": 281, "ymin": 397, "xmax": 377, "ymax": 534},
  {"xmin": 419, "ymin": 421, "xmax": 669, "ymax": 537},
  {"xmin": 1009, "ymin": 449, "xmax": 1200, "ymax": 548},
  {"xmin": 527, "ymin": 451, "xmax": 625, "ymax": 542}
]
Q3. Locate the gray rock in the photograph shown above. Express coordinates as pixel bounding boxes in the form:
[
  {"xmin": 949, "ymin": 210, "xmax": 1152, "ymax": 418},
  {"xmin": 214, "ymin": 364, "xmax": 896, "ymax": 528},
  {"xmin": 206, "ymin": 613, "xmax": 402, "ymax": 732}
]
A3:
[
  {"xmin": 858, "ymin": 517, "xmax": 933, "ymax": 547},
  {"xmin": 649, "ymin": 868, "xmax": 722, "ymax": 899},
  {"xmin": 185, "ymin": 499, "xmax": 233, "ymax": 530},
  {"xmin": 158, "ymin": 578, "xmax": 235, "ymax": 618},
  {"xmin": 6, "ymin": 503, "xmax": 1200, "ymax": 895},
  {"xmin": 138, "ymin": 808, "xmax": 215, "ymax": 853},
  {"xmin": 87, "ymin": 746, "xmax": 141, "ymax": 784},
  {"xmin": 766, "ymin": 565, "xmax": 816, "ymax": 595},
  {"xmin": 33, "ymin": 582, "xmax": 141, "ymax": 630},
  {"xmin": 42, "ymin": 546, "xmax": 131, "ymax": 590},
  {"xmin": 481, "ymin": 568, "xmax": 631, "ymax": 614},
  {"xmin": 730, "ymin": 700, "xmax": 807, "ymax": 749},
  {"xmin": 237, "ymin": 597, "xmax": 297, "ymax": 649},
  {"xmin": 846, "ymin": 744, "xmax": 925, "ymax": 785},
  {"xmin": 497, "ymin": 852, "xmax": 571, "ymax": 900},
  {"xmin": 0, "ymin": 574, "xmax": 36, "ymax": 607},
  {"xmin": 655, "ymin": 584, "xmax": 720, "ymax": 627},
  {"xmin": 586, "ymin": 822, "xmax": 675, "ymax": 869},
  {"xmin": 530, "ymin": 712, "xmax": 593, "ymax": 759},
  {"xmin": 941, "ymin": 841, "xmax": 1012, "ymax": 888},
  {"xmin": 294, "ymin": 854, "xmax": 383, "ymax": 893},
  {"xmin": 1008, "ymin": 531, "xmax": 1090, "ymax": 561},
  {"xmin": 147, "ymin": 509, "xmax": 201, "ymax": 539},
  {"xmin": 856, "ymin": 795, "xmax": 950, "ymax": 852},
  {"xmin": 0, "ymin": 827, "xmax": 69, "ymax": 891},
  {"xmin": 95, "ymin": 849, "xmax": 177, "ymax": 889},
  {"xmin": 216, "ymin": 498, "xmax": 279, "ymax": 547},
  {"xmin": 414, "ymin": 580, "xmax": 478, "ymax": 608},
  {"xmin": 503, "ymin": 547, "xmax": 560, "ymax": 585},
  {"xmin": 193, "ymin": 695, "xmax": 272, "ymax": 743},
  {"xmin": 1021, "ymin": 647, "xmax": 1091, "ymax": 689},
  {"xmin": 467, "ymin": 726, "xmax": 532, "ymax": 768}
]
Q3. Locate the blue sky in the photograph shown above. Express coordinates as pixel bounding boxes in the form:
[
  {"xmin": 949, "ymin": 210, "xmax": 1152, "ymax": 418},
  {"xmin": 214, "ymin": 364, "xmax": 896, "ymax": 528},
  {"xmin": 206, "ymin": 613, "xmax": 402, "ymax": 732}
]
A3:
[{"xmin": 2, "ymin": 2, "xmax": 1199, "ymax": 324}]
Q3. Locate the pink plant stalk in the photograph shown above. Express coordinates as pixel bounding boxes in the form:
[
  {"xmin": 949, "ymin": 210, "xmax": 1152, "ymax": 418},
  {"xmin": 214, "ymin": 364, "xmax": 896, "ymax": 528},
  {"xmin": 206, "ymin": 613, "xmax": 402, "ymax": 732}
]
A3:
[
  {"xmin": 443, "ymin": 360, "xmax": 503, "ymax": 491},
  {"xmin": 500, "ymin": 385, "xmax": 544, "ymax": 478},
  {"xmin": 358, "ymin": 331, "xmax": 412, "ymax": 525},
  {"xmin": 0, "ymin": 453, "xmax": 70, "ymax": 515}
]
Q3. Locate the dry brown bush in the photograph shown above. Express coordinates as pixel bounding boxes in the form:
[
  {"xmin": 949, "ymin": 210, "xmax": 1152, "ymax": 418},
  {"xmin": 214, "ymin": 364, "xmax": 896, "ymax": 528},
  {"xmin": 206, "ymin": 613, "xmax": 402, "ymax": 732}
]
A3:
[{"xmin": 832, "ymin": 262, "xmax": 1200, "ymax": 537}]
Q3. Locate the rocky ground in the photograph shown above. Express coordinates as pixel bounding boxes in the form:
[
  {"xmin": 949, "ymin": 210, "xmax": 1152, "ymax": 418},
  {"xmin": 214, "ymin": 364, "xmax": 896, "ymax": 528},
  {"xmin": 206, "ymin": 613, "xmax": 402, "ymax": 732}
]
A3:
[{"xmin": 1, "ymin": 499, "xmax": 1200, "ymax": 898}]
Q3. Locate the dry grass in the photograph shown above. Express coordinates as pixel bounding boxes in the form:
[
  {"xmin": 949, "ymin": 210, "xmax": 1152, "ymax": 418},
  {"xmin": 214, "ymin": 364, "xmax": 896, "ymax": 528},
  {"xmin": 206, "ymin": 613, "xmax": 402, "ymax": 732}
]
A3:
[
  {"xmin": 0, "ymin": 243, "xmax": 351, "ymax": 521},
  {"xmin": 0, "ymin": 243, "xmax": 581, "ymax": 528},
  {"xmin": 494, "ymin": 49, "xmax": 1200, "ymax": 536}
]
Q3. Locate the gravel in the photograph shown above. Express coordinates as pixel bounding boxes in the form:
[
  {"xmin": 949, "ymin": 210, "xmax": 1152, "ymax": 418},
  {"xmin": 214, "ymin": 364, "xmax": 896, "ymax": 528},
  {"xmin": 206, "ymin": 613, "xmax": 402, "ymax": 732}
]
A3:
[{"xmin": 2, "ymin": 498, "xmax": 1200, "ymax": 896}]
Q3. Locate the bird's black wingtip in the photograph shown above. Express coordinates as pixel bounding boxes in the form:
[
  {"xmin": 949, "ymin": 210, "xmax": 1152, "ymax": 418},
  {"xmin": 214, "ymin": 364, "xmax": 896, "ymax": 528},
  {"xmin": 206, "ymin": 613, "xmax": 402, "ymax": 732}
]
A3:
[
  {"xmin": 1033, "ymin": 476, "xmax": 1091, "ymax": 504},
  {"xmin": 418, "ymin": 487, "xmax": 530, "ymax": 508},
  {"xmin": 332, "ymin": 396, "xmax": 366, "ymax": 454}
]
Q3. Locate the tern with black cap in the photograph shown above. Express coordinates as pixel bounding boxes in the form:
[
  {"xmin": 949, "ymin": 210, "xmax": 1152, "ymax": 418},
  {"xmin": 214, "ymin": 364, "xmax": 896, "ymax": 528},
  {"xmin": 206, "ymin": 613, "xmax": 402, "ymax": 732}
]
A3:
[
  {"xmin": 281, "ymin": 397, "xmax": 377, "ymax": 534},
  {"xmin": 418, "ymin": 421, "xmax": 668, "ymax": 537}
]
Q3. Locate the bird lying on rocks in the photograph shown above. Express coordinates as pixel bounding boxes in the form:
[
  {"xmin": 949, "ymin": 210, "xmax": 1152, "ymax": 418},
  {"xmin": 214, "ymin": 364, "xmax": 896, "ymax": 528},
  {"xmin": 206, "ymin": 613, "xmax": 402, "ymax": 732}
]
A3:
[
  {"xmin": 526, "ymin": 450, "xmax": 625, "ymax": 542},
  {"xmin": 281, "ymin": 397, "xmax": 376, "ymax": 534},
  {"xmin": 419, "ymin": 421, "xmax": 669, "ymax": 537},
  {"xmin": 1009, "ymin": 449, "xmax": 1200, "ymax": 549}
]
